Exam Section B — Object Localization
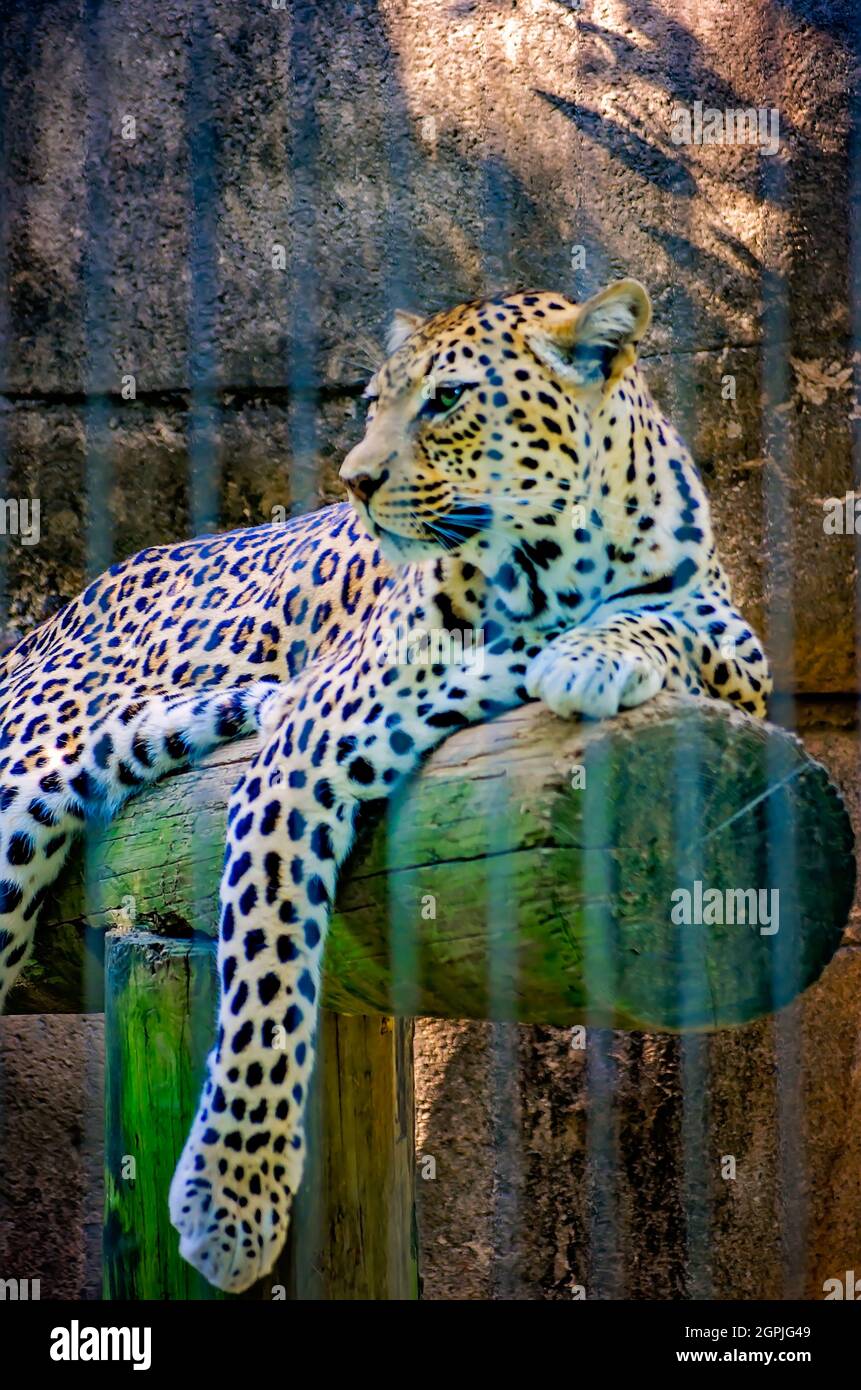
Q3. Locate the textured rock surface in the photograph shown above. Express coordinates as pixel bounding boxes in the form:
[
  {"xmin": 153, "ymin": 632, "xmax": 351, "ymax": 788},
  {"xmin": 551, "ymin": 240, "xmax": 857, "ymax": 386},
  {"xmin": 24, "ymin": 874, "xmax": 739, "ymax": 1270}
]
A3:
[
  {"xmin": 1, "ymin": 0, "xmax": 857, "ymax": 686},
  {"xmin": 0, "ymin": 0, "xmax": 859, "ymax": 1301},
  {"xmin": 0, "ymin": 395, "xmax": 354, "ymax": 633},
  {"xmin": 416, "ymin": 946, "xmax": 861, "ymax": 1300},
  {"xmin": 0, "ymin": 1014, "xmax": 103, "ymax": 1300}
]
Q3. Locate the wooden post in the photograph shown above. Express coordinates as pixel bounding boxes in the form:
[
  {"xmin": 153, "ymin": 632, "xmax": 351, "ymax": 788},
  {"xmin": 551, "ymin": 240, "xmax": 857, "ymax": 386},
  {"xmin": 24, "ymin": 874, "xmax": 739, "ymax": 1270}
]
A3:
[
  {"xmin": 103, "ymin": 933, "xmax": 223, "ymax": 1300},
  {"xmin": 103, "ymin": 929, "xmax": 417, "ymax": 1300}
]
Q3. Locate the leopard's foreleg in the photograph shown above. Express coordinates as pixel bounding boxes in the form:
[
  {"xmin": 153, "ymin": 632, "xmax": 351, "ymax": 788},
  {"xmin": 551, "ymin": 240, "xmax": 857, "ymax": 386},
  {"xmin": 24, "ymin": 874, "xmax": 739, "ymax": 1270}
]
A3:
[
  {"xmin": 526, "ymin": 598, "xmax": 770, "ymax": 720},
  {"xmin": 168, "ymin": 641, "xmax": 531, "ymax": 1292}
]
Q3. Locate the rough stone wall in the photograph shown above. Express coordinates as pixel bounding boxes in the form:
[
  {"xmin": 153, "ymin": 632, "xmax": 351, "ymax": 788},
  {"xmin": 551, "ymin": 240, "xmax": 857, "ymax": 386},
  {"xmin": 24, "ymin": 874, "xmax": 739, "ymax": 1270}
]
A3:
[
  {"xmin": 0, "ymin": 1015, "xmax": 103, "ymax": 1300},
  {"xmin": 1, "ymin": 0, "xmax": 860, "ymax": 1299}
]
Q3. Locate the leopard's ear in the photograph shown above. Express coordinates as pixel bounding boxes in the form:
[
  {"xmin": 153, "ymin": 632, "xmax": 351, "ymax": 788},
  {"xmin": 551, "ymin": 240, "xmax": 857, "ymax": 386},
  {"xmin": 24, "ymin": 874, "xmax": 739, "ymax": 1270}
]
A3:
[
  {"xmin": 528, "ymin": 279, "xmax": 652, "ymax": 386},
  {"xmin": 386, "ymin": 309, "xmax": 426, "ymax": 355}
]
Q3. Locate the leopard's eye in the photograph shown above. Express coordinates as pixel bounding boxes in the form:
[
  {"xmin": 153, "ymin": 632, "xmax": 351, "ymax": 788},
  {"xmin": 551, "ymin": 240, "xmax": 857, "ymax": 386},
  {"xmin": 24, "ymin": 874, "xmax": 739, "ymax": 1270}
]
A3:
[{"xmin": 420, "ymin": 383, "xmax": 468, "ymax": 418}]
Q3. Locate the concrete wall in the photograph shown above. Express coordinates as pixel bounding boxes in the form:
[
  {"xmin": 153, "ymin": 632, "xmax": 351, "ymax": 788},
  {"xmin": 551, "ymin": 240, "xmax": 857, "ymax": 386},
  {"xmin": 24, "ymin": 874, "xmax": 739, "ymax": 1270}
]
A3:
[
  {"xmin": 1, "ymin": 0, "xmax": 860, "ymax": 1298},
  {"xmin": 0, "ymin": 1015, "xmax": 103, "ymax": 1300}
]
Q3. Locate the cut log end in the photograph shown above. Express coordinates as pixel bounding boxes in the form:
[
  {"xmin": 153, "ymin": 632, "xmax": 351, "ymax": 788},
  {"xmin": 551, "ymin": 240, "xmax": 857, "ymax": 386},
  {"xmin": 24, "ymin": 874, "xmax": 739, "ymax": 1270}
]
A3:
[{"xmin": 12, "ymin": 694, "xmax": 855, "ymax": 1032}]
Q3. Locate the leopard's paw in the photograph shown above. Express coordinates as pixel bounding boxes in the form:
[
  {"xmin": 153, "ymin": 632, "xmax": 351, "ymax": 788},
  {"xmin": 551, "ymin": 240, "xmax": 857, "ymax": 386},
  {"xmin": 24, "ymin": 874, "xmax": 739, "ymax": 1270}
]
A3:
[
  {"xmin": 526, "ymin": 635, "xmax": 664, "ymax": 720},
  {"xmin": 169, "ymin": 1116, "xmax": 297, "ymax": 1293}
]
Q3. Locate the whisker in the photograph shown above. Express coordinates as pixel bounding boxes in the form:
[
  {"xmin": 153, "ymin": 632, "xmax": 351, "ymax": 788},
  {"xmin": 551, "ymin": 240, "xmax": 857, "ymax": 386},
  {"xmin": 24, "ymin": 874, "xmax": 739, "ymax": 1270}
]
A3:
[{"xmin": 444, "ymin": 488, "xmax": 687, "ymax": 545}]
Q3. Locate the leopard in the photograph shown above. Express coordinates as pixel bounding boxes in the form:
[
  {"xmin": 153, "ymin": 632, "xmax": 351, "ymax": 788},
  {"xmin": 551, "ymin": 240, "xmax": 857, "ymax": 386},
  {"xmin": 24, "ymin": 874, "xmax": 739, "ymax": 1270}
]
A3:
[{"xmin": 0, "ymin": 278, "xmax": 770, "ymax": 1292}]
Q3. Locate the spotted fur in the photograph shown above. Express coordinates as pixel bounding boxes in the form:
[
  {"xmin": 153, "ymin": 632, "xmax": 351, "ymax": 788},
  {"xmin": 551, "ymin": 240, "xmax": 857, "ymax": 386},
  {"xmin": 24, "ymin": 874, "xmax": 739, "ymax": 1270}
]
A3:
[{"xmin": 0, "ymin": 280, "xmax": 770, "ymax": 1290}]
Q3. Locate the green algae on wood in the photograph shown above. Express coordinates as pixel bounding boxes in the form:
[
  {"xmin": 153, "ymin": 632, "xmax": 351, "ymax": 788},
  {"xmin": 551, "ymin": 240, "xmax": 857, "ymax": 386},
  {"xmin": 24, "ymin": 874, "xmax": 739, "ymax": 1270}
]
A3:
[{"xmin": 103, "ymin": 930, "xmax": 417, "ymax": 1300}]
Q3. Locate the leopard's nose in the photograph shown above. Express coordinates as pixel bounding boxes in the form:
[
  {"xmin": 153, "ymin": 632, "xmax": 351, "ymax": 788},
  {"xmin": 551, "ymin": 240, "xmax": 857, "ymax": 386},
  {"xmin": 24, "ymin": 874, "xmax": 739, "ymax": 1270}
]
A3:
[{"xmin": 345, "ymin": 470, "xmax": 387, "ymax": 505}]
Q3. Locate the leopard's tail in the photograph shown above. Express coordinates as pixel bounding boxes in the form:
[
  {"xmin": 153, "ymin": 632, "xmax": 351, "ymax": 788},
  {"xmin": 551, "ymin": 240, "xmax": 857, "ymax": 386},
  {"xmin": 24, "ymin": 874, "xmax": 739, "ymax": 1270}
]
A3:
[{"xmin": 60, "ymin": 680, "xmax": 284, "ymax": 819}]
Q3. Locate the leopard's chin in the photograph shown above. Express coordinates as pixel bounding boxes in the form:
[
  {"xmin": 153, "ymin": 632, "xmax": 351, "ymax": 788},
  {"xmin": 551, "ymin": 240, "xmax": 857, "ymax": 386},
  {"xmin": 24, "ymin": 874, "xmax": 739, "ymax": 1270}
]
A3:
[{"xmin": 372, "ymin": 523, "xmax": 442, "ymax": 567}]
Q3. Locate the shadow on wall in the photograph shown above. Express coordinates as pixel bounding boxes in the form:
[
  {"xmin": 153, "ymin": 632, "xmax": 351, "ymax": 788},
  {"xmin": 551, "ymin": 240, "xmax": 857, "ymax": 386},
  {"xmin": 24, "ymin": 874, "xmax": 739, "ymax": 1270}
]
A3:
[{"xmin": 1, "ymin": 0, "xmax": 856, "ymax": 686}]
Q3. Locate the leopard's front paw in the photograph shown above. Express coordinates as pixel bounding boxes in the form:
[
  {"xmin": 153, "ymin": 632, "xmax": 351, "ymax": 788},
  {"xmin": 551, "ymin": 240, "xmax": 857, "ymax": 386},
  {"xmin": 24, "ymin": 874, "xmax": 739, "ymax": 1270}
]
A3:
[
  {"xmin": 169, "ymin": 1113, "xmax": 298, "ymax": 1293},
  {"xmin": 526, "ymin": 633, "xmax": 664, "ymax": 720}
]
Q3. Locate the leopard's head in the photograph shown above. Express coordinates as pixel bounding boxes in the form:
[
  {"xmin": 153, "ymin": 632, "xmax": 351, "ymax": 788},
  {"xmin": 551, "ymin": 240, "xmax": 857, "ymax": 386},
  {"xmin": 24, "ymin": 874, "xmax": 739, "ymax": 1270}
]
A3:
[{"xmin": 340, "ymin": 279, "xmax": 652, "ymax": 575}]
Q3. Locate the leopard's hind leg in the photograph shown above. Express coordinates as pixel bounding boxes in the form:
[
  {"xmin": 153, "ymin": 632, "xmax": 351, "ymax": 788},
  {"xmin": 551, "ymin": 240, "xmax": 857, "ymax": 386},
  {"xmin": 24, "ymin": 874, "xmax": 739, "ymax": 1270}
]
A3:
[
  {"xmin": 0, "ymin": 680, "xmax": 284, "ymax": 1008},
  {"xmin": 0, "ymin": 794, "xmax": 79, "ymax": 1009}
]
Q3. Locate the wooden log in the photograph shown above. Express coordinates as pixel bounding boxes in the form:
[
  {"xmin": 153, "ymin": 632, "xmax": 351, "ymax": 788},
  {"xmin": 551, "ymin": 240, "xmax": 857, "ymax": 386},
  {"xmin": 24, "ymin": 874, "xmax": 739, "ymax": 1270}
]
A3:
[
  {"xmin": 11, "ymin": 694, "xmax": 855, "ymax": 1031},
  {"xmin": 103, "ymin": 929, "xmax": 417, "ymax": 1299}
]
